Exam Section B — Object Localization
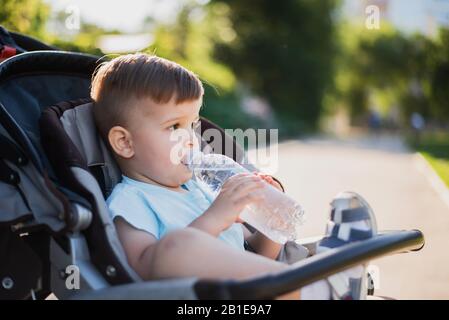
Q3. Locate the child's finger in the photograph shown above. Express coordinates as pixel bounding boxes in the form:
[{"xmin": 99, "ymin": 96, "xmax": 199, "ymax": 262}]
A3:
[
  {"xmin": 227, "ymin": 174, "xmax": 261, "ymax": 189},
  {"xmin": 236, "ymin": 216, "xmax": 245, "ymax": 223},
  {"xmin": 222, "ymin": 173, "xmax": 252, "ymax": 188},
  {"xmin": 251, "ymin": 173, "xmax": 283, "ymax": 191},
  {"xmin": 259, "ymin": 175, "xmax": 282, "ymax": 191},
  {"xmin": 254, "ymin": 172, "xmax": 274, "ymax": 182},
  {"xmin": 253, "ymin": 172, "xmax": 266, "ymax": 179},
  {"xmin": 260, "ymin": 175, "xmax": 274, "ymax": 185},
  {"xmin": 231, "ymin": 178, "xmax": 265, "ymax": 195},
  {"xmin": 270, "ymin": 180, "xmax": 283, "ymax": 191}
]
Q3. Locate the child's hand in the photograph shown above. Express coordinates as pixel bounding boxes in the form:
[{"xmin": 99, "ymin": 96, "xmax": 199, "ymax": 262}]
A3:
[
  {"xmin": 193, "ymin": 173, "xmax": 265, "ymax": 235},
  {"xmin": 254, "ymin": 172, "xmax": 284, "ymax": 192},
  {"xmin": 246, "ymin": 173, "xmax": 285, "ymax": 259}
]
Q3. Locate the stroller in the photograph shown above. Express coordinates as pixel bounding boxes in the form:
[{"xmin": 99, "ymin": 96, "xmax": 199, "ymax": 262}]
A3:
[{"xmin": 0, "ymin": 26, "xmax": 425, "ymax": 300}]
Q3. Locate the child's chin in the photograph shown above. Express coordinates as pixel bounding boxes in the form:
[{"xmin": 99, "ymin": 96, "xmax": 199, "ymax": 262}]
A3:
[
  {"xmin": 179, "ymin": 169, "xmax": 193, "ymax": 184},
  {"xmin": 184, "ymin": 171, "xmax": 193, "ymax": 181}
]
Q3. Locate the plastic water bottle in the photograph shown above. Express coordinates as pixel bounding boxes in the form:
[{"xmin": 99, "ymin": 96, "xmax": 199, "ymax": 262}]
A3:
[{"xmin": 185, "ymin": 150, "xmax": 305, "ymax": 244}]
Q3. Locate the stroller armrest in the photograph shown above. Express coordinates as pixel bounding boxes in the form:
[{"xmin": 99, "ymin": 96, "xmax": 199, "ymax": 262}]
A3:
[{"xmin": 194, "ymin": 229, "xmax": 425, "ymax": 299}]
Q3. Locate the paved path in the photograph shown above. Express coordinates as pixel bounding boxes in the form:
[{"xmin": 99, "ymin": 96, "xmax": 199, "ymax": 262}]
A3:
[{"xmin": 249, "ymin": 133, "xmax": 449, "ymax": 299}]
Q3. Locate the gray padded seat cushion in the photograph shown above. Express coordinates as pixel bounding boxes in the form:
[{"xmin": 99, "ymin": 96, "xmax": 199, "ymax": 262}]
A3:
[{"xmin": 59, "ymin": 102, "xmax": 121, "ymax": 197}]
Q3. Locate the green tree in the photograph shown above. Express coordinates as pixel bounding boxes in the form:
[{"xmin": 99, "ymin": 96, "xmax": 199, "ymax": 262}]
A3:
[
  {"xmin": 211, "ymin": 0, "xmax": 340, "ymax": 134},
  {"xmin": 330, "ymin": 22, "xmax": 440, "ymax": 126},
  {"xmin": 146, "ymin": 3, "xmax": 268, "ymax": 131},
  {"xmin": 429, "ymin": 28, "xmax": 449, "ymax": 122},
  {"xmin": 0, "ymin": 0, "xmax": 49, "ymax": 37}
]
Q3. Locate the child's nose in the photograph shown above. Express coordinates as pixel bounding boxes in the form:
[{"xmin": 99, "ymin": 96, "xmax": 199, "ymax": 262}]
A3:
[
  {"xmin": 186, "ymin": 133, "xmax": 199, "ymax": 149},
  {"xmin": 185, "ymin": 128, "xmax": 197, "ymax": 146}
]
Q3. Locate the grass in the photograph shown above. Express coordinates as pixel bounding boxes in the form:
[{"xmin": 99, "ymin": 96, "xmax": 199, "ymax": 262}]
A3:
[{"xmin": 408, "ymin": 131, "xmax": 449, "ymax": 188}]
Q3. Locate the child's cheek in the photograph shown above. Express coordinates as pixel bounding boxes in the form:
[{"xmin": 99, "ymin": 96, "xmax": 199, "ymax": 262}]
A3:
[
  {"xmin": 166, "ymin": 131, "xmax": 181, "ymax": 162},
  {"xmin": 166, "ymin": 140, "xmax": 184, "ymax": 167}
]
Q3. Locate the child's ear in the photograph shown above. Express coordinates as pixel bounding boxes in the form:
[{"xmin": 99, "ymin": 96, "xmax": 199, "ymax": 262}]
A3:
[{"xmin": 108, "ymin": 126, "xmax": 134, "ymax": 158}]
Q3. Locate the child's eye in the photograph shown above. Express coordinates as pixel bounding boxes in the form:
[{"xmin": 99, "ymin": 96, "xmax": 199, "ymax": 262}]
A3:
[{"xmin": 169, "ymin": 123, "xmax": 180, "ymax": 131}]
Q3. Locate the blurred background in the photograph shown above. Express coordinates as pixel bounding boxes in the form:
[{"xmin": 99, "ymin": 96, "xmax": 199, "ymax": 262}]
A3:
[{"xmin": 1, "ymin": 0, "xmax": 448, "ymax": 299}]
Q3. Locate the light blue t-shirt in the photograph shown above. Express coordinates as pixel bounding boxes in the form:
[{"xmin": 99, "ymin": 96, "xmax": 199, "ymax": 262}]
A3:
[{"xmin": 106, "ymin": 175, "xmax": 245, "ymax": 251}]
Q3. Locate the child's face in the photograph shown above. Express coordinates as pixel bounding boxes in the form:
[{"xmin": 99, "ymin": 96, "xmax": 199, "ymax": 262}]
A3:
[{"xmin": 112, "ymin": 97, "xmax": 202, "ymax": 188}]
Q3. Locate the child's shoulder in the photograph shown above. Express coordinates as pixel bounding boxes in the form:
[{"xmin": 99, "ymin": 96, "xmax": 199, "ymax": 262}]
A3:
[
  {"xmin": 106, "ymin": 178, "xmax": 161, "ymax": 238},
  {"xmin": 106, "ymin": 179, "xmax": 143, "ymax": 206}
]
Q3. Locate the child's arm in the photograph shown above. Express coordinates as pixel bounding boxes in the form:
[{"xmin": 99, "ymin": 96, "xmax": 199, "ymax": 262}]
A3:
[
  {"xmin": 115, "ymin": 217, "xmax": 295, "ymax": 287},
  {"xmin": 243, "ymin": 226, "xmax": 283, "ymax": 260},
  {"xmin": 114, "ymin": 216, "xmax": 159, "ymax": 280}
]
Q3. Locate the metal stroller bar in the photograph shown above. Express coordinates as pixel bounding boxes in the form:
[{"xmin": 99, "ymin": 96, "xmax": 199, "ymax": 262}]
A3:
[
  {"xmin": 69, "ymin": 229, "xmax": 424, "ymax": 300},
  {"xmin": 197, "ymin": 229, "xmax": 424, "ymax": 299}
]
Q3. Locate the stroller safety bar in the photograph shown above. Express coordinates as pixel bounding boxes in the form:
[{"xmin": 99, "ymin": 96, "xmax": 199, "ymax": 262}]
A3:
[
  {"xmin": 194, "ymin": 229, "xmax": 424, "ymax": 299},
  {"xmin": 68, "ymin": 229, "xmax": 423, "ymax": 300}
]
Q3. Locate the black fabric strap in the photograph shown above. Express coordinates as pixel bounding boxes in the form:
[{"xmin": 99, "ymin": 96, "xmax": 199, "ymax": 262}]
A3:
[
  {"xmin": 88, "ymin": 164, "xmax": 106, "ymax": 197},
  {"xmin": 0, "ymin": 159, "xmax": 20, "ymax": 186},
  {"xmin": 0, "ymin": 134, "xmax": 28, "ymax": 166}
]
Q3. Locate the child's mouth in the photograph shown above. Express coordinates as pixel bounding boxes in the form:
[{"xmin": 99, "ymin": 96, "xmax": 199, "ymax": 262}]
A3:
[
  {"xmin": 180, "ymin": 151, "xmax": 194, "ymax": 168},
  {"xmin": 180, "ymin": 150, "xmax": 201, "ymax": 169},
  {"xmin": 180, "ymin": 159, "xmax": 191, "ymax": 169}
]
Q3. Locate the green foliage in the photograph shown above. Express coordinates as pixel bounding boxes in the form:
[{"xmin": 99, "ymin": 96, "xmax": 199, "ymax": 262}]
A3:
[
  {"xmin": 0, "ymin": 0, "xmax": 50, "ymax": 38},
  {"xmin": 210, "ymin": 0, "xmax": 340, "ymax": 131},
  {"xmin": 408, "ymin": 131, "xmax": 449, "ymax": 187},
  {"xmin": 429, "ymin": 29, "xmax": 449, "ymax": 121},
  {"xmin": 2, "ymin": 0, "xmax": 342, "ymax": 136},
  {"xmin": 49, "ymin": 37, "xmax": 103, "ymax": 56},
  {"xmin": 3, "ymin": 0, "xmax": 448, "ymax": 133},
  {"xmin": 47, "ymin": 23, "xmax": 106, "ymax": 56},
  {"xmin": 409, "ymin": 131, "xmax": 449, "ymax": 159},
  {"xmin": 422, "ymin": 153, "xmax": 449, "ymax": 187},
  {"xmin": 331, "ymin": 21, "xmax": 449, "ymax": 126},
  {"xmin": 0, "ymin": 0, "xmax": 104, "ymax": 56},
  {"xmin": 145, "ymin": 3, "xmax": 267, "ymax": 131},
  {"xmin": 147, "ymin": 4, "xmax": 236, "ymax": 93},
  {"xmin": 200, "ymin": 84, "xmax": 267, "ymax": 131}
]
